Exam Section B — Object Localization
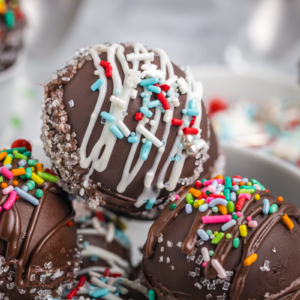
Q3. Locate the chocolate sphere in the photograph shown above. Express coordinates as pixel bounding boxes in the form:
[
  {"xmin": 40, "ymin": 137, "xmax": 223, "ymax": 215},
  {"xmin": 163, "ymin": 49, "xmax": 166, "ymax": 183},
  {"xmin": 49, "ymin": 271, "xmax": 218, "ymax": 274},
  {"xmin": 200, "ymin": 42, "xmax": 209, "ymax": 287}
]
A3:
[
  {"xmin": 143, "ymin": 175, "xmax": 300, "ymax": 300},
  {"xmin": 41, "ymin": 42, "xmax": 223, "ymax": 217},
  {"xmin": 0, "ymin": 0, "xmax": 25, "ymax": 72},
  {"xmin": 0, "ymin": 144, "xmax": 79, "ymax": 300}
]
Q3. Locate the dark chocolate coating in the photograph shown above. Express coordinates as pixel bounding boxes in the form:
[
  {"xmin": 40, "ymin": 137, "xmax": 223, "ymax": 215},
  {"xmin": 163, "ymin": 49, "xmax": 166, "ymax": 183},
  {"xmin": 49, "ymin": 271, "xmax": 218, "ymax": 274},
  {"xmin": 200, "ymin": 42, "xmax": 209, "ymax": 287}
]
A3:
[
  {"xmin": 142, "ymin": 186, "xmax": 300, "ymax": 300},
  {"xmin": 42, "ymin": 43, "xmax": 220, "ymax": 217},
  {"xmin": 0, "ymin": 159, "xmax": 79, "ymax": 300}
]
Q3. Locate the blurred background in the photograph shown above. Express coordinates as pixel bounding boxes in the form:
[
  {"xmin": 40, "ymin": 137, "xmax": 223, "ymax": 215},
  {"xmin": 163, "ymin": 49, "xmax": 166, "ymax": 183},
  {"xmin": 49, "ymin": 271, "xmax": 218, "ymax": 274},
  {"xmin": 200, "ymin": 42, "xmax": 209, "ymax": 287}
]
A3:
[{"xmin": 0, "ymin": 0, "xmax": 300, "ymax": 166}]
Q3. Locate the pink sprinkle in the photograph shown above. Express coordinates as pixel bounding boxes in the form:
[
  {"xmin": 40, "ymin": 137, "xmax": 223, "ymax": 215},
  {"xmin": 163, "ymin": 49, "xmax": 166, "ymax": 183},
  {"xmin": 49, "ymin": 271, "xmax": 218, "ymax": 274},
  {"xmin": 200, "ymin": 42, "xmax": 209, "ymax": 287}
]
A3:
[
  {"xmin": 208, "ymin": 185, "xmax": 216, "ymax": 193},
  {"xmin": 202, "ymin": 262, "xmax": 207, "ymax": 267},
  {"xmin": 203, "ymin": 179, "xmax": 224, "ymax": 187},
  {"xmin": 236, "ymin": 212, "xmax": 242, "ymax": 217},
  {"xmin": 238, "ymin": 193, "xmax": 251, "ymax": 200},
  {"xmin": 175, "ymin": 195, "xmax": 179, "ymax": 200},
  {"xmin": 2, "ymin": 185, "xmax": 14, "ymax": 195},
  {"xmin": 206, "ymin": 197, "xmax": 214, "ymax": 204},
  {"xmin": 1, "ymin": 167, "xmax": 13, "ymax": 180},
  {"xmin": 3, "ymin": 191, "xmax": 17, "ymax": 210},
  {"xmin": 248, "ymin": 220, "xmax": 258, "ymax": 228},
  {"xmin": 202, "ymin": 215, "xmax": 232, "ymax": 224},
  {"xmin": 246, "ymin": 216, "xmax": 252, "ymax": 221},
  {"xmin": 0, "ymin": 207, "xmax": 2, "ymax": 213}
]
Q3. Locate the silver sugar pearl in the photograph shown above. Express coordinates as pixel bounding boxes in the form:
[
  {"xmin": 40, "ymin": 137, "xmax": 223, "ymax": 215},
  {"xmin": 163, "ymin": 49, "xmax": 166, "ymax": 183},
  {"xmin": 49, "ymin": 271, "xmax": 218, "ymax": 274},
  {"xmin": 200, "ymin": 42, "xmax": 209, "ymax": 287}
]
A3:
[
  {"xmin": 186, "ymin": 144, "xmax": 199, "ymax": 157},
  {"xmin": 181, "ymin": 134, "xmax": 194, "ymax": 148}
]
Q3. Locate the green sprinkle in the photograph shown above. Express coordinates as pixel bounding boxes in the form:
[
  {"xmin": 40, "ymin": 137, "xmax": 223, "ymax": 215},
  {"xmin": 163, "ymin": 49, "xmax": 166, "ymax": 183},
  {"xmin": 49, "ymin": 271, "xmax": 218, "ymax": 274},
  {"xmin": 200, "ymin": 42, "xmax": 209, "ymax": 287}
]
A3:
[
  {"xmin": 26, "ymin": 180, "xmax": 35, "ymax": 191},
  {"xmin": 5, "ymin": 10, "xmax": 15, "ymax": 28},
  {"xmin": 12, "ymin": 150, "xmax": 18, "ymax": 155},
  {"xmin": 247, "ymin": 182, "xmax": 252, "ymax": 186},
  {"xmin": 205, "ymin": 190, "xmax": 211, "ymax": 196},
  {"xmin": 251, "ymin": 179, "xmax": 258, "ymax": 184},
  {"xmin": 227, "ymin": 201, "xmax": 235, "ymax": 213},
  {"xmin": 239, "ymin": 185, "xmax": 254, "ymax": 190},
  {"xmin": 226, "ymin": 233, "xmax": 232, "ymax": 239},
  {"xmin": 28, "ymin": 159, "xmax": 38, "ymax": 167},
  {"xmin": 170, "ymin": 203, "xmax": 176, "ymax": 210},
  {"xmin": 36, "ymin": 189, "xmax": 43, "ymax": 198},
  {"xmin": 0, "ymin": 176, "xmax": 3, "ymax": 183},
  {"xmin": 149, "ymin": 289, "xmax": 156, "ymax": 300},
  {"xmin": 233, "ymin": 237, "xmax": 240, "ymax": 248},
  {"xmin": 269, "ymin": 204, "xmax": 278, "ymax": 213},
  {"xmin": 208, "ymin": 250, "xmax": 214, "ymax": 256},
  {"xmin": 219, "ymin": 192, "xmax": 224, "ymax": 196},
  {"xmin": 37, "ymin": 171, "xmax": 59, "ymax": 183},
  {"xmin": 25, "ymin": 167, "xmax": 32, "ymax": 179},
  {"xmin": 206, "ymin": 230, "xmax": 212, "ymax": 236},
  {"xmin": 214, "ymin": 231, "xmax": 219, "ymax": 236},
  {"xmin": 225, "ymin": 177, "xmax": 232, "ymax": 190},
  {"xmin": 212, "ymin": 206, "xmax": 218, "ymax": 213},
  {"xmin": 224, "ymin": 188, "xmax": 230, "ymax": 201},
  {"xmin": 211, "ymin": 232, "xmax": 224, "ymax": 244},
  {"xmin": 0, "ymin": 147, "xmax": 27, "ymax": 154},
  {"xmin": 186, "ymin": 193, "xmax": 194, "ymax": 205},
  {"xmin": 14, "ymin": 153, "xmax": 27, "ymax": 161},
  {"xmin": 201, "ymin": 179, "xmax": 207, "ymax": 183},
  {"xmin": 232, "ymin": 214, "xmax": 238, "ymax": 220},
  {"xmin": 237, "ymin": 188, "xmax": 255, "ymax": 195},
  {"xmin": 23, "ymin": 151, "xmax": 32, "ymax": 158}
]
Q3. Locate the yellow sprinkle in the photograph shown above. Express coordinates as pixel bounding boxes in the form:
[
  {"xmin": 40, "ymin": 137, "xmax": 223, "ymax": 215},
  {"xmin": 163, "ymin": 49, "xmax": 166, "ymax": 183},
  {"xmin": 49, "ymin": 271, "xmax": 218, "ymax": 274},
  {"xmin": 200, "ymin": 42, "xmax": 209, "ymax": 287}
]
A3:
[
  {"xmin": 216, "ymin": 204, "xmax": 228, "ymax": 215},
  {"xmin": 239, "ymin": 225, "xmax": 247, "ymax": 237},
  {"xmin": 254, "ymin": 194, "xmax": 260, "ymax": 201},
  {"xmin": 31, "ymin": 173, "xmax": 44, "ymax": 185},
  {"xmin": 194, "ymin": 199, "xmax": 205, "ymax": 208},
  {"xmin": 244, "ymin": 253, "xmax": 257, "ymax": 266},
  {"xmin": 0, "ymin": 3, "xmax": 7, "ymax": 14},
  {"xmin": 0, "ymin": 152, "xmax": 7, "ymax": 161},
  {"xmin": 189, "ymin": 188, "xmax": 201, "ymax": 198},
  {"xmin": 3, "ymin": 155, "xmax": 12, "ymax": 166},
  {"xmin": 282, "ymin": 214, "xmax": 294, "ymax": 230},
  {"xmin": 31, "ymin": 167, "xmax": 35, "ymax": 171}
]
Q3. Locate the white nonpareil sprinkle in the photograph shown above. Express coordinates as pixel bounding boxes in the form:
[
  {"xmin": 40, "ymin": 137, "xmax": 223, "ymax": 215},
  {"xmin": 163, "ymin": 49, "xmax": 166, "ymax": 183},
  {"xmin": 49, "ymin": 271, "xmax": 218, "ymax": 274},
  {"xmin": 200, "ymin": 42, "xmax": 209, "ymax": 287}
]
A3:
[{"xmin": 69, "ymin": 100, "xmax": 74, "ymax": 107}]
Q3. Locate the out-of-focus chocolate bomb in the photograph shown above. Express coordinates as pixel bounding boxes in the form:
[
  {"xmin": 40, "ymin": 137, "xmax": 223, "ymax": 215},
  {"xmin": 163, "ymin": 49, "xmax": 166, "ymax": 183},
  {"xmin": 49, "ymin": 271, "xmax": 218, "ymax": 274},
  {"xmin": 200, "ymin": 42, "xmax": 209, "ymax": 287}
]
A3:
[
  {"xmin": 41, "ymin": 42, "xmax": 223, "ymax": 217},
  {"xmin": 0, "ymin": 142, "xmax": 80, "ymax": 300},
  {"xmin": 143, "ymin": 175, "xmax": 300, "ymax": 300},
  {"xmin": 0, "ymin": 0, "xmax": 25, "ymax": 72}
]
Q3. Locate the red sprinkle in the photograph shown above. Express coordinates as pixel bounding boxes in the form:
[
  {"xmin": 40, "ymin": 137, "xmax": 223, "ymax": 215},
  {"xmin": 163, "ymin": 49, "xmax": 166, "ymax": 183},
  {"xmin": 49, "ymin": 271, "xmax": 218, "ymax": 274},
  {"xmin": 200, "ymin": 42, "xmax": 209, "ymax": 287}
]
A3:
[
  {"xmin": 236, "ymin": 197, "xmax": 246, "ymax": 211},
  {"xmin": 232, "ymin": 175, "xmax": 242, "ymax": 179},
  {"xmin": 45, "ymin": 168, "xmax": 58, "ymax": 176},
  {"xmin": 111, "ymin": 273, "xmax": 123, "ymax": 278},
  {"xmin": 265, "ymin": 189, "xmax": 269, "ymax": 193},
  {"xmin": 183, "ymin": 127, "xmax": 198, "ymax": 135},
  {"xmin": 100, "ymin": 61, "xmax": 113, "ymax": 78},
  {"xmin": 16, "ymin": 196, "xmax": 20, "ymax": 201},
  {"xmin": 189, "ymin": 116, "xmax": 196, "ymax": 126},
  {"xmin": 171, "ymin": 118, "xmax": 184, "ymax": 126},
  {"xmin": 95, "ymin": 211, "xmax": 105, "ymax": 222},
  {"xmin": 135, "ymin": 112, "xmax": 143, "ymax": 121},
  {"xmin": 208, "ymin": 97, "xmax": 228, "ymax": 116},
  {"xmin": 67, "ymin": 289, "xmax": 77, "ymax": 299},
  {"xmin": 67, "ymin": 221, "xmax": 73, "ymax": 227},
  {"xmin": 11, "ymin": 139, "xmax": 32, "ymax": 152},
  {"xmin": 200, "ymin": 192, "xmax": 208, "ymax": 199},
  {"xmin": 157, "ymin": 92, "xmax": 170, "ymax": 110},
  {"xmin": 194, "ymin": 181, "xmax": 202, "ymax": 189},
  {"xmin": 232, "ymin": 181, "xmax": 236, "ymax": 186},
  {"xmin": 209, "ymin": 194, "xmax": 225, "ymax": 199},
  {"xmin": 160, "ymin": 84, "xmax": 170, "ymax": 91},
  {"xmin": 103, "ymin": 268, "xmax": 111, "ymax": 277},
  {"xmin": 76, "ymin": 276, "xmax": 87, "ymax": 289}
]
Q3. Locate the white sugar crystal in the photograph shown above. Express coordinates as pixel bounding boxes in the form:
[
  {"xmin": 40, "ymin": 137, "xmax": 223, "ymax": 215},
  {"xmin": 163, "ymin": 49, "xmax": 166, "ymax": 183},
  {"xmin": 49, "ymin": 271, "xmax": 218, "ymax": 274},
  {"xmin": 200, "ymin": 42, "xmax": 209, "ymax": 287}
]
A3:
[
  {"xmin": 158, "ymin": 234, "xmax": 163, "ymax": 243},
  {"xmin": 176, "ymin": 241, "xmax": 182, "ymax": 247},
  {"xmin": 196, "ymin": 255, "xmax": 204, "ymax": 265},
  {"xmin": 272, "ymin": 248, "xmax": 277, "ymax": 253},
  {"xmin": 166, "ymin": 257, "xmax": 170, "ymax": 263},
  {"xmin": 170, "ymin": 265, "xmax": 175, "ymax": 271},
  {"xmin": 195, "ymin": 282, "xmax": 202, "ymax": 290},
  {"xmin": 69, "ymin": 100, "xmax": 74, "ymax": 107},
  {"xmin": 189, "ymin": 271, "xmax": 196, "ymax": 277},
  {"xmin": 260, "ymin": 260, "xmax": 270, "ymax": 272},
  {"xmin": 206, "ymin": 294, "xmax": 213, "ymax": 299},
  {"xmin": 222, "ymin": 281, "xmax": 230, "ymax": 291},
  {"xmin": 159, "ymin": 256, "xmax": 164, "ymax": 263},
  {"xmin": 167, "ymin": 240, "xmax": 173, "ymax": 247},
  {"xmin": 161, "ymin": 247, "xmax": 164, "ymax": 252}
]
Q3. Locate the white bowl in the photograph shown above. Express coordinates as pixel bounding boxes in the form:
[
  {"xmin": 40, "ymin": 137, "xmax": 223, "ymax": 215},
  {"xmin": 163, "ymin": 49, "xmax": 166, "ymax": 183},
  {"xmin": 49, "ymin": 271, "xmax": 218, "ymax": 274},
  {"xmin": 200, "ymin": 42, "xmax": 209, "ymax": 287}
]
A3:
[{"xmin": 31, "ymin": 140, "xmax": 300, "ymax": 265}]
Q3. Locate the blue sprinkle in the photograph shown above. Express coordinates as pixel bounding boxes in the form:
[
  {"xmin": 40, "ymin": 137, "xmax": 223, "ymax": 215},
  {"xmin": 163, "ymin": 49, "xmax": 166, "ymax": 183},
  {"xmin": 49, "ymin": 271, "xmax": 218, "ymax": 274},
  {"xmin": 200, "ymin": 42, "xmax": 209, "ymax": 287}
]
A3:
[
  {"xmin": 143, "ymin": 97, "xmax": 150, "ymax": 103},
  {"xmin": 100, "ymin": 111, "xmax": 115, "ymax": 122},
  {"xmin": 230, "ymin": 192, "xmax": 237, "ymax": 202},
  {"xmin": 128, "ymin": 136, "xmax": 138, "ymax": 143},
  {"xmin": 242, "ymin": 177, "xmax": 249, "ymax": 183},
  {"xmin": 140, "ymin": 107, "xmax": 153, "ymax": 118},
  {"xmin": 215, "ymin": 185, "xmax": 225, "ymax": 194},
  {"xmin": 110, "ymin": 125, "xmax": 124, "ymax": 139},
  {"xmin": 141, "ymin": 92, "xmax": 150, "ymax": 98},
  {"xmin": 221, "ymin": 219, "xmax": 237, "ymax": 232},
  {"xmin": 167, "ymin": 97, "xmax": 172, "ymax": 103},
  {"xmin": 141, "ymin": 140, "xmax": 153, "ymax": 161},
  {"xmin": 114, "ymin": 88, "xmax": 121, "ymax": 95},
  {"xmin": 167, "ymin": 91, "xmax": 173, "ymax": 97},
  {"xmin": 209, "ymin": 198, "xmax": 228, "ymax": 207},
  {"xmin": 232, "ymin": 185, "xmax": 239, "ymax": 192},
  {"xmin": 211, "ymin": 180, "xmax": 218, "ymax": 187},
  {"xmin": 91, "ymin": 78, "xmax": 104, "ymax": 91},
  {"xmin": 147, "ymin": 100, "xmax": 161, "ymax": 108},
  {"xmin": 174, "ymin": 92, "xmax": 179, "ymax": 97},
  {"xmin": 21, "ymin": 185, "xmax": 28, "ymax": 192},
  {"xmin": 146, "ymin": 198, "xmax": 156, "ymax": 210},
  {"xmin": 185, "ymin": 204, "xmax": 193, "ymax": 214},
  {"xmin": 147, "ymin": 85, "xmax": 161, "ymax": 93},
  {"xmin": 18, "ymin": 159, "xmax": 27, "ymax": 167},
  {"xmin": 170, "ymin": 157, "xmax": 175, "ymax": 161},
  {"xmin": 140, "ymin": 77, "xmax": 159, "ymax": 86},
  {"xmin": 100, "ymin": 278, "xmax": 107, "ymax": 283},
  {"xmin": 232, "ymin": 178, "xmax": 241, "ymax": 183},
  {"xmin": 4, "ymin": 164, "xmax": 12, "ymax": 170},
  {"xmin": 186, "ymin": 109, "xmax": 200, "ymax": 117},
  {"xmin": 90, "ymin": 255, "xmax": 99, "ymax": 262},
  {"xmin": 189, "ymin": 99, "xmax": 196, "ymax": 109},
  {"xmin": 199, "ymin": 203, "xmax": 209, "ymax": 212},
  {"xmin": 177, "ymin": 143, "xmax": 183, "ymax": 149},
  {"xmin": 262, "ymin": 199, "xmax": 270, "ymax": 215},
  {"xmin": 15, "ymin": 187, "xmax": 39, "ymax": 206},
  {"xmin": 175, "ymin": 154, "xmax": 181, "ymax": 162},
  {"xmin": 92, "ymin": 288, "xmax": 110, "ymax": 298},
  {"xmin": 83, "ymin": 241, "xmax": 89, "ymax": 248},
  {"xmin": 131, "ymin": 132, "xmax": 136, "ymax": 136},
  {"xmin": 182, "ymin": 109, "xmax": 187, "ymax": 115},
  {"xmin": 161, "ymin": 107, "xmax": 165, "ymax": 113},
  {"xmin": 197, "ymin": 229, "xmax": 209, "ymax": 241}
]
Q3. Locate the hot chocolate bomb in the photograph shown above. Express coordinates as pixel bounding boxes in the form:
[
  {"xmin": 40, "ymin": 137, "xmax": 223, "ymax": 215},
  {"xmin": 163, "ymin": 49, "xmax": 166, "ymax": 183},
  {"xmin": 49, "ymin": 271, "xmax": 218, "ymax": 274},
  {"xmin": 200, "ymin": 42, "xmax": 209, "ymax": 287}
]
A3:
[
  {"xmin": 0, "ymin": 143, "xmax": 80, "ymax": 300},
  {"xmin": 41, "ymin": 42, "xmax": 222, "ymax": 216},
  {"xmin": 143, "ymin": 175, "xmax": 300, "ymax": 300}
]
